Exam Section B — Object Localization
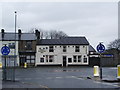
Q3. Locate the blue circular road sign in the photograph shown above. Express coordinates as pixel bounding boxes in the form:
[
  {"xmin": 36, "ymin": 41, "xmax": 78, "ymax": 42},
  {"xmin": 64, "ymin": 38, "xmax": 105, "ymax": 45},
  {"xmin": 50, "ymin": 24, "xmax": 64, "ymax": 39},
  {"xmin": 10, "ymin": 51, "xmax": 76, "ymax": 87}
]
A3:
[
  {"xmin": 1, "ymin": 46, "xmax": 10, "ymax": 55},
  {"xmin": 97, "ymin": 43, "xmax": 105, "ymax": 53}
]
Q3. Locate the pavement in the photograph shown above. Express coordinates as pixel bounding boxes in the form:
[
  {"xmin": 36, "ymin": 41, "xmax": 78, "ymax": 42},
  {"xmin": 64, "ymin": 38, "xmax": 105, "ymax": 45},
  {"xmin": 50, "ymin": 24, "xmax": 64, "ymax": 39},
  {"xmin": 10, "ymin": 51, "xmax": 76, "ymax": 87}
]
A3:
[
  {"xmin": 2, "ymin": 80, "xmax": 48, "ymax": 88},
  {"xmin": 1, "ymin": 66, "xmax": 120, "ymax": 89}
]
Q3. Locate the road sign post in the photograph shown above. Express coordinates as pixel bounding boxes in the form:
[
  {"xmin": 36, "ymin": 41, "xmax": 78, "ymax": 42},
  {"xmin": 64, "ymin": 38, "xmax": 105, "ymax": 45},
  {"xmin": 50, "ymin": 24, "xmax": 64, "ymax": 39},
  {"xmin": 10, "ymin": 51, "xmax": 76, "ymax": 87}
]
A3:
[
  {"xmin": 99, "ymin": 54, "xmax": 102, "ymax": 79},
  {"xmin": 1, "ymin": 44, "xmax": 10, "ymax": 81},
  {"xmin": 96, "ymin": 43, "xmax": 105, "ymax": 80}
]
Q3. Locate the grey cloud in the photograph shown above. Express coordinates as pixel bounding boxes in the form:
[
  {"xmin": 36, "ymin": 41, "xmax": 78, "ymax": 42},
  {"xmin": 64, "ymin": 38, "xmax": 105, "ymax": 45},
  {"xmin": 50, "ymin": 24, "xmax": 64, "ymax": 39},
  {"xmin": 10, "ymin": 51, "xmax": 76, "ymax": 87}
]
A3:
[{"xmin": 1, "ymin": 2, "xmax": 118, "ymax": 48}]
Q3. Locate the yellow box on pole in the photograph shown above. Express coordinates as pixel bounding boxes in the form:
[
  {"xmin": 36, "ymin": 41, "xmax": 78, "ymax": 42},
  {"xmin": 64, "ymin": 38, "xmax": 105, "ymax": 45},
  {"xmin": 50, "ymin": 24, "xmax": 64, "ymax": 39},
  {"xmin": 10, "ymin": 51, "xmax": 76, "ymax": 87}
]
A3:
[
  {"xmin": 24, "ymin": 62, "xmax": 27, "ymax": 68},
  {"xmin": 117, "ymin": 65, "xmax": 120, "ymax": 79},
  {"xmin": 0, "ymin": 62, "xmax": 2, "ymax": 68},
  {"xmin": 94, "ymin": 66, "xmax": 100, "ymax": 77}
]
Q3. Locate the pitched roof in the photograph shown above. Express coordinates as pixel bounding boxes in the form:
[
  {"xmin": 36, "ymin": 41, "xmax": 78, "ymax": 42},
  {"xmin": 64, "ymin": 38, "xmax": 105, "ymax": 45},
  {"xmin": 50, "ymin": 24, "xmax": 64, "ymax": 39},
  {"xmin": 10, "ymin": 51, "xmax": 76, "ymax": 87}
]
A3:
[
  {"xmin": 1, "ymin": 33, "xmax": 36, "ymax": 40},
  {"xmin": 89, "ymin": 45, "xmax": 96, "ymax": 52},
  {"xmin": 37, "ymin": 37, "xmax": 89, "ymax": 45}
]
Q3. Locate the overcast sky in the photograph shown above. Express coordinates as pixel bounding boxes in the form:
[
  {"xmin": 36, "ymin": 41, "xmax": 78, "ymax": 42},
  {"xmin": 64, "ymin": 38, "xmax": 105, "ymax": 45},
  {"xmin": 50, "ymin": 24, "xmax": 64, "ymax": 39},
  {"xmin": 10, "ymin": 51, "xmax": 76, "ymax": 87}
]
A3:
[{"xmin": 0, "ymin": 2, "xmax": 118, "ymax": 49}]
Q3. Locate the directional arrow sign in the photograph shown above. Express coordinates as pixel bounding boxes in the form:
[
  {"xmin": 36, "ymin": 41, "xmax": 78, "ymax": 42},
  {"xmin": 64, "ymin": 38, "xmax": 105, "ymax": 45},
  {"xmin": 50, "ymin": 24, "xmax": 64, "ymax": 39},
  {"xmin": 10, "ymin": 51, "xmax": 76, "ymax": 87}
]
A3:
[
  {"xmin": 96, "ymin": 43, "xmax": 105, "ymax": 53},
  {"xmin": 1, "ymin": 45, "xmax": 10, "ymax": 55}
]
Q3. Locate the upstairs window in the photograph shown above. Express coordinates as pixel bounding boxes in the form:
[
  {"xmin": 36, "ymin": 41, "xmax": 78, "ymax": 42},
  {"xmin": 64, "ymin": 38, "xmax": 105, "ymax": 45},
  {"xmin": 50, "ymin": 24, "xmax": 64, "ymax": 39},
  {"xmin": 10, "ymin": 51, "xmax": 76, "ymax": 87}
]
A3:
[
  {"xmin": 75, "ymin": 46, "xmax": 80, "ymax": 52},
  {"xmin": 26, "ymin": 41, "xmax": 32, "ymax": 50},
  {"xmin": 49, "ymin": 46, "xmax": 54, "ymax": 52},
  {"xmin": 63, "ymin": 46, "xmax": 67, "ymax": 52}
]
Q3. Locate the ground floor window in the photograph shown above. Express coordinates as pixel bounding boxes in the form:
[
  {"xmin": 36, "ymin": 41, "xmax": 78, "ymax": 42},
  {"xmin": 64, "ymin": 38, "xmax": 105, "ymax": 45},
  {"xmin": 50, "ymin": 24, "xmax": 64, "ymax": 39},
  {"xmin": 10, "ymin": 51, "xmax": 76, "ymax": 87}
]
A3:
[
  {"xmin": 78, "ymin": 56, "xmax": 82, "ymax": 62},
  {"xmin": 26, "ymin": 55, "xmax": 35, "ymax": 64},
  {"xmin": 27, "ymin": 60, "xmax": 31, "ymax": 63},
  {"xmin": 49, "ymin": 55, "xmax": 54, "ymax": 62},
  {"xmin": 46, "ymin": 55, "xmax": 48, "ymax": 62},
  {"xmin": 73, "ymin": 55, "xmax": 82, "ymax": 63},
  {"xmin": 41, "ymin": 55, "xmax": 54, "ymax": 63},
  {"xmin": 68, "ymin": 58, "xmax": 72, "ymax": 63},
  {"xmin": 83, "ymin": 56, "xmax": 87, "ymax": 63},
  {"xmin": 19, "ymin": 54, "xmax": 35, "ymax": 66},
  {"xmin": 40, "ymin": 58, "xmax": 44, "ymax": 63},
  {"xmin": 73, "ymin": 56, "xmax": 77, "ymax": 62}
]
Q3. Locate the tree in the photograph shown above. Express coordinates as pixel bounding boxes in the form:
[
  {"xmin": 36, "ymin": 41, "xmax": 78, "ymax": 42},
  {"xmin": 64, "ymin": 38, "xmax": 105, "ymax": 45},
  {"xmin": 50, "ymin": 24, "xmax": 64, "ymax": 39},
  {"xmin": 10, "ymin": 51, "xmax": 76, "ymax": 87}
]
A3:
[
  {"xmin": 28, "ymin": 28, "xmax": 68, "ymax": 39},
  {"xmin": 107, "ymin": 39, "xmax": 120, "ymax": 50},
  {"xmin": 44, "ymin": 31, "xmax": 49, "ymax": 39},
  {"xmin": 107, "ymin": 39, "xmax": 120, "ymax": 64},
  {"xmin": 57, "ymin": 31, "xmax": 68, "ymax": 38},
  {"xmin": 48, "ymin": 30, "xmax": 68, "ymax": 39}
]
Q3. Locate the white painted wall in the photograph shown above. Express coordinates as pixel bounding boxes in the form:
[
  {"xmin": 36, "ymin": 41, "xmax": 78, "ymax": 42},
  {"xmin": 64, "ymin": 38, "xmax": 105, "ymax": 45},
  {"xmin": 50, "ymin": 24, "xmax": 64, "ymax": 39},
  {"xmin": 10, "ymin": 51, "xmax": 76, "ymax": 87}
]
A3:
[{"xmin": 36, "ymin": 45, "xmax": 89, "ymax": 66}]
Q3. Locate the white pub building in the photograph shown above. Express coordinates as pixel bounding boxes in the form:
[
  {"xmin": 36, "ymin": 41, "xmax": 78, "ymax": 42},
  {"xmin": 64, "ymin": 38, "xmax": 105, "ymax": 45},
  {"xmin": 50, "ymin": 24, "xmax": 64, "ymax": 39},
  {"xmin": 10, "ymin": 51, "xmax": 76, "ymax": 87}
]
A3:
[{"xmin": 36, "ymin": 37, "xmax": 89, "ymax": 66}]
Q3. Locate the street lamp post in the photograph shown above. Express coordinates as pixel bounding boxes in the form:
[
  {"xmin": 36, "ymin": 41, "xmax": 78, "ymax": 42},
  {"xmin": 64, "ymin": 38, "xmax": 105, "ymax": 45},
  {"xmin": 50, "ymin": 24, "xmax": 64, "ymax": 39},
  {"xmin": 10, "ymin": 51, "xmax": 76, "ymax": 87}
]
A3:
[{"xmin": 13, "ymin": 11, "xmax": 17, "ymax": 81}]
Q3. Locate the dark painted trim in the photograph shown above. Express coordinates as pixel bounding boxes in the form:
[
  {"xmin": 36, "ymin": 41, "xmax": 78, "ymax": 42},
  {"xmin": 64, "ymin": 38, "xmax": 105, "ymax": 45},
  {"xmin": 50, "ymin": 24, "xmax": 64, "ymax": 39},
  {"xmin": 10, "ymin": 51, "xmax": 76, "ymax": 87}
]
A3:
[{"xmin": 36, "ymin": 44, "xmax": 89, "ymax": 45}]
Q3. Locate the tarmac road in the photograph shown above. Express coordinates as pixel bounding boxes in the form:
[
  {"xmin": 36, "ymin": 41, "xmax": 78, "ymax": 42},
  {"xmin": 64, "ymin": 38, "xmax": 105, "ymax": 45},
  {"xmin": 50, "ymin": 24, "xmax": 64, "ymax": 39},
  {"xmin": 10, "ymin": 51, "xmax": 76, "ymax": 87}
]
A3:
[
  {"xmin": 2, "ymin": 66, "xmax": 120, "ymax": 89},
  {"xmin": 0, "ymin": 69, "xmax": 2, "ymax": 89}
]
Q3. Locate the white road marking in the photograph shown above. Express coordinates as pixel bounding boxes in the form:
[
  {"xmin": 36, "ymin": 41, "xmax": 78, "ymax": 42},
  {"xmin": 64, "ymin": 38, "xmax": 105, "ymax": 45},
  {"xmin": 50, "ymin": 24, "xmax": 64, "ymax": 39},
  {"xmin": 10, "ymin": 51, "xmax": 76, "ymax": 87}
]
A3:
[{"xmin": 56, "ymin": 77, "xmax": 62, "ymax": 79}]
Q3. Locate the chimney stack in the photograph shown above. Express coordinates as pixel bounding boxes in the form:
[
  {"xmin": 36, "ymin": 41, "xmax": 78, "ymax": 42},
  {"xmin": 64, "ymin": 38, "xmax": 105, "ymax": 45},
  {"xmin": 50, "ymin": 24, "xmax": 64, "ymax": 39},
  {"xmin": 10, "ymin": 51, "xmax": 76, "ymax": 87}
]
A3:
[
  {"xmin": 1, "ymin": 29, "xmax": 5, "ymax": 40},
  {"xmin": 18, "ymin": 29, "xmax": 22, "ymax": 40},
  {"xmin": 35, "ymin": 29, "xmax": 40, "ymax": 40}
]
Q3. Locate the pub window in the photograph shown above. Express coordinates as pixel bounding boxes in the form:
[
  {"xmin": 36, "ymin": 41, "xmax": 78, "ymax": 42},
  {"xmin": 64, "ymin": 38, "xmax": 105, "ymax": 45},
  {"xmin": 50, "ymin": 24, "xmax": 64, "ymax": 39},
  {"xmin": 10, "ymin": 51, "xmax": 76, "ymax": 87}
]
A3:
[
  {"xmin": 49, "ymin": 46, "xmax": 54, "ymax": 52},
  {"xmin": 46, "ymin": 55, "xmax": 48, "ymax": 62},
  {"xmin": 8, "ymin": 43, "xmax": 15, "ymax": 49},
  {"xmin": 83, "ymin": 56, "xmax": 87, "ymax": 63},
  {"xmin": 40, "ymin": 58, "xmax": 44, "ymax": 63},
  {"xmin": 27, "ymin": 60, "xmax": 30, "ymax": 63},
  {"xmin": 63, "ymin": 46, "xmax": 67, "ymax": 52},
  {"xmin": 31, "ymin": 60, "xmax": 35, "ymax": 63},
  {"xmin": 26, "ymin": 41, "xmax": 32, "ymax": 50},
  {"xmin": 73, "ymin": 56, "xmax": 77, "ymax": 62},
  {"xmin": 26, "ymin": 56, "xmax": 30, "ymax": 59},
  {"xmin": 49, "ymin": 55, "xmax": 54, "ymax": 62},
  {"xmin": 31, "ymin": 56, "xmax": 35, "ymax": 59},
  {"xmin": 75, "ymin": 46, "xmax": 80, "ymax": 52},
  {"xmin": 78, "ymin": 56, "xmax": 81, "ymax": 62},
  {"xmin": 68, "ymin": 58, "xmax": 72, "ymax": 63}
]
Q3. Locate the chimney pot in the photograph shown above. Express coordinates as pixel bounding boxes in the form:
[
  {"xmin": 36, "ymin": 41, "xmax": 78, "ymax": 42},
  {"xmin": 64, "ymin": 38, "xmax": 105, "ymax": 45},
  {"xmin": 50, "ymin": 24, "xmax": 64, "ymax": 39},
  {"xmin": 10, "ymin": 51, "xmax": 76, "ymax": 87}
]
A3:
[
  {"xmin": 1, "ymin": 29, "xmax": 5, "ymax": 40},
  {"xmin": 18, "ymin": 29, "xmax": 22, "ymax": 40},
  {"xmin": 1, "ymin": 29, "xmax": 4, "ymax": 33},
  {"xmin": 18, "ymin": 29, "xmax": 22, "ymax": 34}
]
